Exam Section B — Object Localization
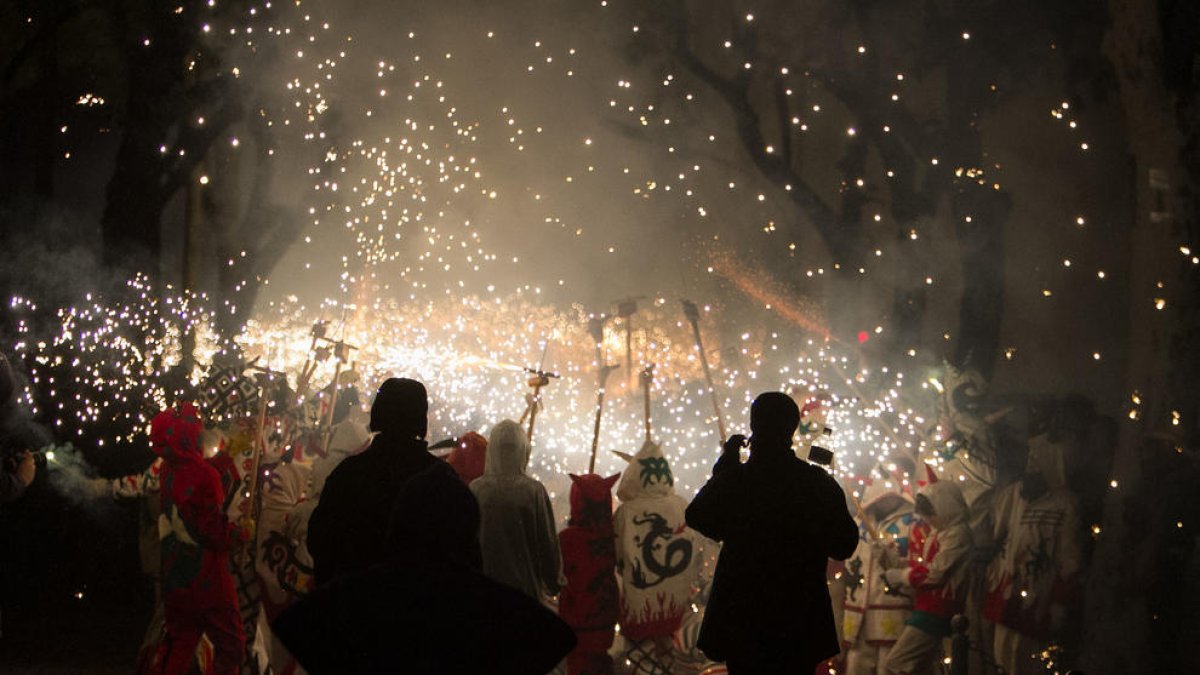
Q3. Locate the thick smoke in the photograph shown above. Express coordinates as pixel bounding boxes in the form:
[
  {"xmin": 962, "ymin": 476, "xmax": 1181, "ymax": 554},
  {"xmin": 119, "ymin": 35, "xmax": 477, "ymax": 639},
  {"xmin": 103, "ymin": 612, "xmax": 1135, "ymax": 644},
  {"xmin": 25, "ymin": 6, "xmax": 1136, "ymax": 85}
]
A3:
[
  {"xmin": 0, "ymin": 350, "xmax": 52, "ymax": 457},
  {"xmin": 2, "ymin": 352, "xmax": 112, "ymax": 512},
  {"xmin": 43, "ymin": 443, "xmax": 115, "ymax": 511}
]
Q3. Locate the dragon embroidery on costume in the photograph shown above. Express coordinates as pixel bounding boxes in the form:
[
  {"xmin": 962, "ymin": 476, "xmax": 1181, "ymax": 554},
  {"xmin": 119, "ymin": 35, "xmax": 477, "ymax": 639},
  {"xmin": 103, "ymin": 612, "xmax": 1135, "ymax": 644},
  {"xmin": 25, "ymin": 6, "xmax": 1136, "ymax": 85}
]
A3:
[
  {"xmin": 630, "ymin": 511, "xmax": 692, "ymax": 589},
  {"xmin": 1022, "ymin": 535, "xmax": 1053, "ymax": 582},
  {"xmin": 844, "ymin": 556, "xmax": 865, "ymax": 602},
  {"xmin": 261, "ymin": 531, "xmax": 314, "ymax": 598}
]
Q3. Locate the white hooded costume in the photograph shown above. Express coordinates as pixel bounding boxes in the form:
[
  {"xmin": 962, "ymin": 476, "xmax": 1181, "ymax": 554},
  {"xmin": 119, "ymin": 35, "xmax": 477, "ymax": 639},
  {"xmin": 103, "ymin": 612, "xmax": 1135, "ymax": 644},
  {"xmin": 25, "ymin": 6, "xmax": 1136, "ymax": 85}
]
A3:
[
  {"xmin": 614, "ymin": 439, "xmax": 696, "ymax": 641},
  {"xmin": 470, "ymin": 419, "xmax": 563, "ymax": 601},
  {"xmin": 842, "ymin": 479, "xmax": 917, "ymax": 675},
  {"xmin": 985, "ymin": 433, "xmax": 1082, "ymax": 675}
]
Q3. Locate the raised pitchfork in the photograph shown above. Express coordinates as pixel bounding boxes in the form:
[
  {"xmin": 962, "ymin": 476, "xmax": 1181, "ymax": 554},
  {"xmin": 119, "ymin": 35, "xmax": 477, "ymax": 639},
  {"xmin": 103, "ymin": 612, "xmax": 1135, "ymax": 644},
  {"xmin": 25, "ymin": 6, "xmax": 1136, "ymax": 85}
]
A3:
[
  {"xmin": 640, "ymin": 363, "xmax": 656, "ymax": 444},
  {"xmin": 682, "ymin": 299, "xmax": 727, "ymax": 444},
  {"xmin": 587, "ymin": 315, "xmax": 619, "ymax": 473}
]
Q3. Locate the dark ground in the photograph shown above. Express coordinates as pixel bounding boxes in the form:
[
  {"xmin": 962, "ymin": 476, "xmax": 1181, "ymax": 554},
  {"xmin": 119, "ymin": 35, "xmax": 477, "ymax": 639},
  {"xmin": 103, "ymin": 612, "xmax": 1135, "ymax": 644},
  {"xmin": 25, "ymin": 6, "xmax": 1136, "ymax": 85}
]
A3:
[{"xmin": 1, "ymin": 480, "xmax": 150, "ymax": 673}]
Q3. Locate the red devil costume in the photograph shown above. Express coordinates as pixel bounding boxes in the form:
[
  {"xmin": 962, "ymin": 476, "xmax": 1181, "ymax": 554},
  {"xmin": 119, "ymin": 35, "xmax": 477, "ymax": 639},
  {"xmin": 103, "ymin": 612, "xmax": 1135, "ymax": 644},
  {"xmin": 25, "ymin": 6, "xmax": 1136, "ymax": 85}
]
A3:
[
  {"xmin": 154, "ymin": 402, "xmax": 246, "ymax": 675},
  {"xmin": 558, "ymin": 472, "xmax": 621, "ymax": 675},
  {"xmin": 446, "ymin": 431, "xmax": 488, "ymax": 485}
]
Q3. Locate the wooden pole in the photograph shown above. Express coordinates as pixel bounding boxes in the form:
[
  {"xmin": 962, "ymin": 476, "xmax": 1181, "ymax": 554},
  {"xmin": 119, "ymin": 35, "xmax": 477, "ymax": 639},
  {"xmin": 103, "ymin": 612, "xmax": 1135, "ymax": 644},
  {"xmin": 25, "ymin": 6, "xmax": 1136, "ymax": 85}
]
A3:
[
  {"xmin": 526, "ymin": 379, "xmax": 543, "ymax": 440},
  {"xmin": 641, "ymin": 364, "xmax": 655, "ymax": 444},
  {"xmin": 320, "ymin": 360, "xmax": 343, "ymax": 453},
  {"xmin": 525, "ymin": 373, "xmax": 554, "ymax": 442},
  {"xmin": 295, "ymin": 321, "xmax": 327, "ymax": 400},
  {"xmin": 588, "ymin": 365, "xmax": 619, "ymax": 474},
  {"xmin": 240, "ymin": 379, "xmax": 271, "ymax": 566},
  {"xmin": 317, "ymin": 340, "xmax": 357, "ymax": 453},
  {"xmin": 616, "ymin": 299, "xmax": 640, "ymax": 388},
  {"xmin": 682, "ymin": 300, "xmax": 727, "ymax": 443}
]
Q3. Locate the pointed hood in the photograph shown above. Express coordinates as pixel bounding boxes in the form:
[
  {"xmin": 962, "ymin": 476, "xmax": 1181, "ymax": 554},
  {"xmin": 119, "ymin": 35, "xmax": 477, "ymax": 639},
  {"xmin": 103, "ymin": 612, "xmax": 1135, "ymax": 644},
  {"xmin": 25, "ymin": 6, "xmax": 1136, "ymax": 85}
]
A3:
[
  {"xmin": 447, "ymin": 431, "xmax": 488, "ymax": 484},
  {"xmin": 263, "ymin": 462, "xmax": 311, "ymax": 512},
  {"xmin": 150, "ymin": 402, "xmax": 204, "ymax": 461},
  {"xmin": 1026, "ymin": 433, "xmax": 1068, "ymax": 490},
  {"xmin": 483, "ymin": 419, "xmax": 530, "ymax": 477},
  {"xmin": 917, "ymin": 479, "xmax": 967, "ymax": 530},
  {"xmin": 616, "ymin": 439, "xmax": 676, "ymax": 502},
  {"xmin": 860, "ymin": 476, "xmax": 911, "ymax": 519},
  {"xmin": 567, "ymin": 472, "xmax": 619, "ymax": 529}
]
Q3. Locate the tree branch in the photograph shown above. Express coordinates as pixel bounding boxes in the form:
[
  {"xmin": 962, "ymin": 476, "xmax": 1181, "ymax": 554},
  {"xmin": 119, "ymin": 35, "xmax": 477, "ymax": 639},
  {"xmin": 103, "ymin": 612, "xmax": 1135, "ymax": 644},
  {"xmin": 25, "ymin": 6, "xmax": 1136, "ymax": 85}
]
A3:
[
  {"xmin": 665, "ymin": 3, "xmax": 857, "ymax": 264},
  {"xmin": 773, "ymin": 73, "xmax": 794, "ymax": 169}
]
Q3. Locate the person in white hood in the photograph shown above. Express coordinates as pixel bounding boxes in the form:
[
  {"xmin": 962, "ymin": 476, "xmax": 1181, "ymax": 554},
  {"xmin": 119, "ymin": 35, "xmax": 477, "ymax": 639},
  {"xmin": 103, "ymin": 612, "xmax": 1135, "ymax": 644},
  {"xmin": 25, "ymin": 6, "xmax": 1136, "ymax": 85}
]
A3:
[
  {"xmin": 841, "ymin": 477, "xmax": 917, "ymax": 675},
  {"xmin": 614, "ymin": 439, "xmax": 695, "ymax": 650},
  {"xmin": 984, "ymin": 432, "xmax": 1082, "ymax": 675},
  {"xmin": 470, "ymin": 419, "xmax": 563, "ymax": 601},
  {"xmin": 883, "ymin": 475, "xmax": 971, "ymax": 675}
]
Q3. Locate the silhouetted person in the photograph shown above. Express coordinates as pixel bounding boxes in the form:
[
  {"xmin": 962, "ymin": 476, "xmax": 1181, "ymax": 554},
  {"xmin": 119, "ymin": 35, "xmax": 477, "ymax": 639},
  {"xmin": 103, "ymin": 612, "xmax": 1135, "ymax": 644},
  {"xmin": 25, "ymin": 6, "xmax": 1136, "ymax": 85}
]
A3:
[
  {"xmin": 308, "ymin": 377, "xmax": 453, "ymax": 587},
  {"xmin": 273, "ymin": 463, "xmax": 577, "ymax": 674},
  {"xmin": 686, "ymin": 392, "xmax": 859, "ymax": 673},
  {"xmin": 470, "ymin": 419, "xmax": 563, "ymax": 601}
]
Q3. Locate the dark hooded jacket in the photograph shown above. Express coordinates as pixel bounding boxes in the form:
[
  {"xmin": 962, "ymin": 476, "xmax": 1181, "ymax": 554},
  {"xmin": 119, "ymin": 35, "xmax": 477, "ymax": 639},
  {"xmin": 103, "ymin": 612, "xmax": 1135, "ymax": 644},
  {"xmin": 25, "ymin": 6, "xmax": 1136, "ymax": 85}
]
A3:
[
  {"xmin": 307, "ymin": 378, "xmax": 447, "ymax": 587},
  {"xmin": 307, "ymin": 431, "xmax": 445, "ymax": 587},
  {"xmin": 686, "ymin": 438, "xmax": 859, "ymax": 666},
  {"xmin": 274, "ymin": 464, "xmax": 577, "ymax": 674}
]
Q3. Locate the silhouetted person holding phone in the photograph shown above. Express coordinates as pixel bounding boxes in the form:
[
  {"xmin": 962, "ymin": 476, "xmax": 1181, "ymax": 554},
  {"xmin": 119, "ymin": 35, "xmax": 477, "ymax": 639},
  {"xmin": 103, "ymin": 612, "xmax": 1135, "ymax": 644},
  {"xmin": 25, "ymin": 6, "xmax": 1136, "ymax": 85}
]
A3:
[{"xmin": 686, "ymin": 392, "xmax": 859, "ymax": 673}]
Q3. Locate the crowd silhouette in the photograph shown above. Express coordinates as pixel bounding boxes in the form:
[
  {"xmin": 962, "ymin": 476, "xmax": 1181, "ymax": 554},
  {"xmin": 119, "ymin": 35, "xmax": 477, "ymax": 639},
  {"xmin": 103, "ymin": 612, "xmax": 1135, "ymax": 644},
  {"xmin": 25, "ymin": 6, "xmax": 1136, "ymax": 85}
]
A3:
[
  {"xmin": 267, "ymin": 382, "xmax": 860, "ymax": 674},
  {"xmin": 1, "ymin": 366, "xmax": 1088, "ymax": 674}
]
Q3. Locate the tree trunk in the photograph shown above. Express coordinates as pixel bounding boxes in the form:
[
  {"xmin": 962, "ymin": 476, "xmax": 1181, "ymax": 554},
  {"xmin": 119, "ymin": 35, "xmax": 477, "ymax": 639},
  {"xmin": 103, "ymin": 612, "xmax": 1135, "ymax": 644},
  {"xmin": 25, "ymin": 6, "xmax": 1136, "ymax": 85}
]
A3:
[
  {"xmin": 949, "ymin": 181, "xmax": 1010, "ymax": 379},
  {"xmin": 99, "ymin": 3, "xmax": 196, "ymax": 270},
  {"xmin": 101, "ymin": 133, "xmax": 171, "ymax": 269},
  {"xmin": 944, "ymin": 27, "xmax": 1011, "ymax": 379},
  {"xmin": 1082, "ymin": 1, "xmax": 1190, "ymax": 672}
]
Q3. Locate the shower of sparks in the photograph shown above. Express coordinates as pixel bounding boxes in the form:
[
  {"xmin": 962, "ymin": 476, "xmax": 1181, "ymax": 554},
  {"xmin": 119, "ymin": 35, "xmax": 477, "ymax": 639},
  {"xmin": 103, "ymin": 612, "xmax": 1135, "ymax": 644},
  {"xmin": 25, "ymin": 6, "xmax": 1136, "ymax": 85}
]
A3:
[
  {"xmin": 6, "ymin": 0, "xmax": 1099, "ymax": 522},
  {"xmin": 9, "ymin": 281, "xmax": 946, "ymax": 518}
]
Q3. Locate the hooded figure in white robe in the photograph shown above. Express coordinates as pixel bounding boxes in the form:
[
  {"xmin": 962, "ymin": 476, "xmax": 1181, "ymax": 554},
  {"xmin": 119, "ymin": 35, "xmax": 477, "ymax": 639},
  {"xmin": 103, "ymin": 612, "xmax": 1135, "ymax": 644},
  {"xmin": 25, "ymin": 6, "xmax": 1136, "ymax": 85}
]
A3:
[
  {"xmin": 614, "ymin": 439, "xmax": 695, "ymax": 642},
  {"xmin": 470, "ymin": 419, "xmax": 562, "ymax": 601}
]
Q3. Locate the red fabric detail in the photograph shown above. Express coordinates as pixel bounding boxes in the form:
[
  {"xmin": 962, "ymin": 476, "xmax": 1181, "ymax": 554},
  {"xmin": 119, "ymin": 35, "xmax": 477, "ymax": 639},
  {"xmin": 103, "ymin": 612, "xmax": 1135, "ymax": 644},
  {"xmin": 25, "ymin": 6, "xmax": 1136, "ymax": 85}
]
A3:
[
  {"xmin": 151, "ymin": 402, "xmax": 204, "ymax": 459},
  {"xmin": 559, "ymin": 473, "xmax": 619, "ymax": 670},
  {"xmin": 906, "ymin": 521, "xmax": 962, "ymax": 619},
  {"xmin": 982, "ymin": 578, "xmax": 1008, "ymax": 624},
  {"xmin": 620, "ymin": 602, "xmax": 685, "ymax": 642},
  {"xmin": 983, "ymin": 579, "xmax": 1049, "ymax": 638},
  {"xmin": 205, "ymin": 454, "xmax": 240, "ymax": 506},
  {"xmin": 826, "ymin": 558, "xmax": 845, "ymax": 578},
  {"xmin": 983, "ymin": 573, "xmax": 1075, "ymax": 640},
  {"xmin": 566, "ymin": 649, "xmax": 614, "ymax": 675},
  {"xmin": 559, "ymin": 528, "xmax": 618, "ymax": 633},
  {"xmin": 162, "ymin": 600, "xmax": 244, "ymax": 675},
  {"xmin": 446, "ymin": 431, "xmax": 488, "ymax": 484},
  {"xmin": 567, "ymin": 473, "xmax": 619, "ymax": 529},
  {"xmin": 157, "ymin": 403, "xmax": 242, "ymax": 621},
  {"xmin": 916, "ymin": 461, "xmax": 936, "ymax": 482},
  {"xmin": 908, "ymin": 521, "xmax": 928, "ymax": 565}
]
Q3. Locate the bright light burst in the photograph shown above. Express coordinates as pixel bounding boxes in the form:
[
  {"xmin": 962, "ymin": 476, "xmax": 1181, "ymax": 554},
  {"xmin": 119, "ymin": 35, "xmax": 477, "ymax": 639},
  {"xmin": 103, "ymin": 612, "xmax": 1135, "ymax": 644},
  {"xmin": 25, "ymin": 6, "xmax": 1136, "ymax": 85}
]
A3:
[
  {"xmin": 5, "ymin": 0, "xmax": 985, "ymax": 520},
  {"xmin": 11, "ymin": 282, "xmax": 942, "ymax": 513}
]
